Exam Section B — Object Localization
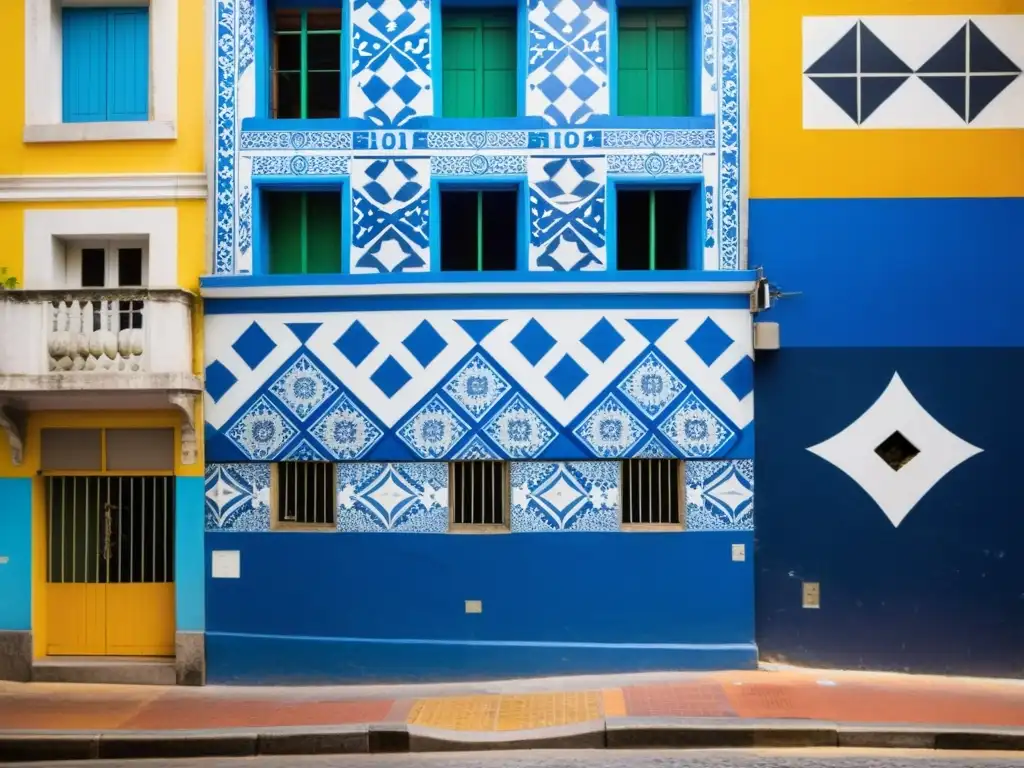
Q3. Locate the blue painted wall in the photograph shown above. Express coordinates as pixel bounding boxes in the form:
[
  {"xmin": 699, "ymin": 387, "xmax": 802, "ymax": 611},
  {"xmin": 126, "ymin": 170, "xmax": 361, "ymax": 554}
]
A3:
[
  {"xmin": 0, "ymin": 478, "xmax": 32, "ymax": 631},
  {"xmin": 206, "ymin": 530, "xmax": 755, "ymax": 683},
  {"xmin": 748, "ymin": 198, "xmax": 1024, "ymax": 347},
  {"xmin": 175, "ymin": 477, "xmax": 206, "ymax": 632},
  {"xmin": 752, "ymin": 197, "xmax": 1024, "ymax": 676}
]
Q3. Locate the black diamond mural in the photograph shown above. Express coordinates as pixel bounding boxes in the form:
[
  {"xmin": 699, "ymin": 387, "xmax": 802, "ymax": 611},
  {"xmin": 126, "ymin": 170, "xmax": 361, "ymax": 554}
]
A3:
[
  {"xmin": 916, "ymin": 21, "xmax": 1021, "ymax": 123},
  {"xmin": 808, "ymin": 17, "xmax": 1022, "ymax": 126},
  {"xmin": 805, "ymin": 21, "xmax": 911, "ymax": 124}
]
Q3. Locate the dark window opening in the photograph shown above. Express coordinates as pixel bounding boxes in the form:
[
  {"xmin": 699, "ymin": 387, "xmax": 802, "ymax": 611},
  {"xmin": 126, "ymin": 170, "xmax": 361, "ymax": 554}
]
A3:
[
  {"xmin": 617, "ymin": 189, "xmax": 691, "ymax": 270},
  {"xmin": 621, "ymin": 459, "xmax": 681, "ymax": 525},
  {"xmin": 272, "ymin": 9, "xmax": 342, "ymax": 118},
  {"xmin": 451, "ymin": 461, "xmax": 507, "ymax": 526},
  {"xmin": 276, "ymin": 462, "xmax": 336, "ymax": 526},
  {"xmin": 81, "ymin": 248, "xmax": 106, "ymax": 287},
  {"xmin": 266, "ymin": 190, "xmax": 342, "ymax": 274},
  {"xmin": 440, "ymin": 190, "xmax": 517, "ymax": 271},
  {"xmin": 875, "ymin": 431, "xmax": 920, "ymax": 471}
]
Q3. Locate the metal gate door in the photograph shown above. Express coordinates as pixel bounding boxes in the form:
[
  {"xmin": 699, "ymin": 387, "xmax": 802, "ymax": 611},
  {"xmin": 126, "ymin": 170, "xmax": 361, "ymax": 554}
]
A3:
[{"xmin": 46, "ymin": 476, "xmax": 176, "ymax": 656}]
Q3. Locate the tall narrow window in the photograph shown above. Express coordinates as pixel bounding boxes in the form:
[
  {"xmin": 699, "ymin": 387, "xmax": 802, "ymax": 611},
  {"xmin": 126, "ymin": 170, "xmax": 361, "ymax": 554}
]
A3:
[
  {"xmin": 617, "ymin": 9, "xmax": 689, "ymax": 116},
  {"xmin": 442, "ymin": 11, "xmax": 517, "ymax": 117},
  {"xmin": 266, "ymin": 191, "xmax": 342, "ymax": 274},
  {"xmin": 63, "ymin": 7, "xmax": 150, "ymax": 123},
  {"xmin": 273, "ymin": 9, "xmax": 343, "ymax": 118},
  {"xmin": 440, "ymin": 190, "xmax": 517, "ymax": 271},
  {"xmin": 617, "ymin": 189, "xmax": 691, "ymax": 270}
]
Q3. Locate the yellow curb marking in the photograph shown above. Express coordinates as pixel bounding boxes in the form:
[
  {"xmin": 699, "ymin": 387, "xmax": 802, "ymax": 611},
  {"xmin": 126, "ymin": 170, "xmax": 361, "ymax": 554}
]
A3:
[
  {"xmin": 601, "ymin": 688, "xmax": 627, "ymax": 718},
  {"xmin": 407, "ymin": 692, "xmax": 602, "ymax": 732}
]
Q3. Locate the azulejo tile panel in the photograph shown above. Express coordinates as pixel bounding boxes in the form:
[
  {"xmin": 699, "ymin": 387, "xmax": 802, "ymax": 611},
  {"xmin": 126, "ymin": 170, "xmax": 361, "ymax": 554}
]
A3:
[
  {"xmin": 337, "ymin": 462, "xmax": 449, "ymax": 532},
  {"xmin": 205, "ymin": 463, "xmax": 272, "ymax": 532},
  {"xmin": 528, "ymin": 155, "xmax": 607, "ymax": 271},
  {"xmin": 351, "ymin": 157, "xmax": 431, "ymax": 273},
  {"xmin": 214, "ymin": 0, "xmax": 741, "ymax": 274},
  {"xmin": 511, "ymin": 461, "xmax": 619, "ymax": 531},
  {"xmin": 204, "ymin": 308, "xmax": 753, "ymax": 462},
  {"xmin": 685, "ymin": 459, "xmax": 753, "ymax": 531},
  {"xmin": 803, "ymin": 15, "xmax": 1024, "ymax": 129}
]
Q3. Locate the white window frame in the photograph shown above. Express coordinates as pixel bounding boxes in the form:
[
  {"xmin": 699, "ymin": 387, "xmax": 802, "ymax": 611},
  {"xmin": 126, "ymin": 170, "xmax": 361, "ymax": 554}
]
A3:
[
  {"xmin": 24, "ymin": 0, "xmax": 179, "ymax": 143},
  {"xmin": 65, "ymin": 239, "xmax": 150, "ymax": 288},
  {"xmin": 23, "ymin": 207, "xmax": 177, "ymax": 289}
]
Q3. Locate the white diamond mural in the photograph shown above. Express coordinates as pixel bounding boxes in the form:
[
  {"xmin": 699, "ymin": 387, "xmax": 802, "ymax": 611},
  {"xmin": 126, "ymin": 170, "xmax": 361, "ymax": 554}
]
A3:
[{"xmin": 807, "ymin": 372, "xmax": 983, "ymax": 527}]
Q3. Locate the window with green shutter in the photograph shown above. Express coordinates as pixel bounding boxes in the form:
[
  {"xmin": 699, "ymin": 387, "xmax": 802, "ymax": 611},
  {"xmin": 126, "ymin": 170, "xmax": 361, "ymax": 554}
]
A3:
[
  {"xmin": 272, "ymin": 9, "xmax": 343, "ymax": 118},
  {"xmin": 266, "ymin": 191, "xmax": 342, "ymax": 274},
  {"xmin": 617, "ymin": 9, "xmax": 690, "ymax": 116},
  {"xmin": 616, "ymin": 189, "xmax": 692, "ymax": 270},
  {"xmin": 440, "ymin": 189, "xmax": 518, "ymax": 271},
  {"xmin": 442, "ymin": 11, "xmax": 517, "ymax": 118}
]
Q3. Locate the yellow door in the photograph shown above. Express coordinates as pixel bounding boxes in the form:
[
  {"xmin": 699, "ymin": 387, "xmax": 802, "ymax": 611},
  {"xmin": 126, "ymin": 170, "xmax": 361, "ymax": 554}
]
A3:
[{"xmin": 46, "ymin": 476, "xmax": 175, "ymax": 656}]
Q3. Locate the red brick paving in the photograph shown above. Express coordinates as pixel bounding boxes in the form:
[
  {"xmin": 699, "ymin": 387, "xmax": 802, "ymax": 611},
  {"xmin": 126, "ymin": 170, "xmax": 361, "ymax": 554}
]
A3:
[
  {"xmin": 623, "ymin": 682, "xmax": 737, "ymax": 718},
  {"xmin": 117, "ymin": 697, "xmax": 396, "ymax": 731}
]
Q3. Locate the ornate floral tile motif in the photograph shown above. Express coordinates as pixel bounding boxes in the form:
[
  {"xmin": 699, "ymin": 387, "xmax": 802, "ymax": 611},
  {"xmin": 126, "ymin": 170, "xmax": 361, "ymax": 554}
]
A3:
[
  {"xmin": 511, "ymin": 461, "xmax": 619, "ymax": 531},
  {"xmin": 684, "ymin": 460, "xmax": 753, "ymax": 531},
  {"xmin": 337, "ymin": 462, "xmax": 449, "ymax": 532},
  {"xmin": 205, "ymin": 463, "xmax": 271, "ymax": 532},
  {"xmin": 206, "ymin": 310, "xmax": 750, "ymax": 463}
]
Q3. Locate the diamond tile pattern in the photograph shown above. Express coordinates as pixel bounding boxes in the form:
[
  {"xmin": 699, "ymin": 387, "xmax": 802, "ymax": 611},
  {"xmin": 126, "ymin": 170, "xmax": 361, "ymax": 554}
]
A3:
[
  {"xmin": 403, "ymin": 320, "xmax": 449, "ymax": 367},
  {"xmin": 232, "ymin": 322, "xmax": 277, "ymax": 370},
  {"xmin": 336, "ymin": 321, "xmax": 380, "ymax": 367},
  {"xmin": 686, "ymin": 318, "xmax": 734, "ymax": 367},
  {"xmin": 512, "ymin": 319, "xmax": 558, "ymax": 366},
  {"xmin": 546, "ymin": 354, "xmax": 589, "ymax": 398},
  {"xmin": 579, "ymin": 318, "xmax": 624, "ymax": 362},
  {"xmin": 205, "ymin": 361, "xmax": 238, "ymax": 403},
  {"xmin": 371, "ymin": 356, "xmax": 413, "ymax": 398}
]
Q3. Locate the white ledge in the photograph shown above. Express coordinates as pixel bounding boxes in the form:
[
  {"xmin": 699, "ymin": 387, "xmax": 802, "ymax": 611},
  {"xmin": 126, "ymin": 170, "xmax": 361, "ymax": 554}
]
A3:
[
  {"xmin": 0, "ymin": 174, "xmax": 206, "ymax": 201},
  {"xmin": 23, "ymin": 121, "xmax": 177, "ymax": 144},
  {"xmin": 201, "ymin": 280, "xmax": 759, "ymax": 299},
  {"xmin": 0, "ymin": 372, "xmax": 203, "ymax": 394}
]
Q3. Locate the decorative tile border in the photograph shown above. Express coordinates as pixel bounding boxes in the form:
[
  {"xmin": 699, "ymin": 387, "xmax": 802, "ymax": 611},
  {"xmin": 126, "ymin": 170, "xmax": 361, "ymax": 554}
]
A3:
[
  {"xmin": 205, "ymin": 463, "xmax": 271, "ymax": 532},
  {"xmin": 511, "ymin": 461, "xmax": 619, "ymax": 531},
  {"xmin": 685, "ymin": 459, "xmax": 753, "ymax": 530},
  {"xmin": 337, "ymin": 462, "xmax": 449, "ymax": 532}
]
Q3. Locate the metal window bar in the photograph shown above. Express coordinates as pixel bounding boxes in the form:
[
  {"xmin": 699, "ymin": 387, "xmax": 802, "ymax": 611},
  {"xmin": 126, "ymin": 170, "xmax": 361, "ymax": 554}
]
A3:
[
  {"xmin": 621, "ymin": 459, "xmax": 680, "ymax": 525},
  {"xmin": 46, "ymin": 476, "xmax": 175, "ymax": 584},
  {"xmin": 452, "ymin": 461, "xmax": 506, "ymax": 526},
  {"xmin": 277, "ymin": 462, "xmax": 335, "ymax": 525}
]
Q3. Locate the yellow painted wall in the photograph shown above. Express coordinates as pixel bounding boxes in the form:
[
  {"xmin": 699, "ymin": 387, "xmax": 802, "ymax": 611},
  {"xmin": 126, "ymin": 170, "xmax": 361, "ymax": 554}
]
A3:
[
  {"xmin": 0, "ymin": 1, "xmax": 204, "ymax": 175},
  {"xmin": 749, "ymin": 0, "xmax": 1024, "ymax": 199}
]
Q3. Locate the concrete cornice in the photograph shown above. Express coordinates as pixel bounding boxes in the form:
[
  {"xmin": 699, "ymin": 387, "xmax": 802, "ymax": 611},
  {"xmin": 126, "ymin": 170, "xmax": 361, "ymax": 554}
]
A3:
[{"xmin": 0, "ymin": 173, "xmax": 207, "ymax": 202}]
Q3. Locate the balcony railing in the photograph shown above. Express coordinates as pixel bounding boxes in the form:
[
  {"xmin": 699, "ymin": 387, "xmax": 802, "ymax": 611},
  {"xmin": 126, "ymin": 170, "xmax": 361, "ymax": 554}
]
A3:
[{"xmin": 0, "ymin": 288, "xmax": 200, "ymax": 391}]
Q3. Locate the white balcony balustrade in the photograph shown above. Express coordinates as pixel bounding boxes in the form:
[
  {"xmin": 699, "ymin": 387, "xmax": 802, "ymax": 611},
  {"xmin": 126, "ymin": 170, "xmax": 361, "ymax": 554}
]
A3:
[{"xmin": 0, "ymin": 289, "xmax": 202, "ymax": 393}]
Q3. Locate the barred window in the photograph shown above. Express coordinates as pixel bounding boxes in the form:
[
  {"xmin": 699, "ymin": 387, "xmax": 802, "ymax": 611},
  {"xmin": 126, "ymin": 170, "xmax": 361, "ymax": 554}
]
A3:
[
  {"xmin": 274, "ymin": 462, "xmax": 336, "ymax": 528},
  {"xmin": 621, "ymin": 459, "xmax": 682, "ymax": 526},
  {"xmin": 450, "ymin": 461, "xmax": 508, "ymax": 529}
]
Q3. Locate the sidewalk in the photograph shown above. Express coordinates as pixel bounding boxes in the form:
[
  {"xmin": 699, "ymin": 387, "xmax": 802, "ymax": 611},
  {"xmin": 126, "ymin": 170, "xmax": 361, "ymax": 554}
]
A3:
[{"xmin": 2, "ymin": 667, "xmax": 1024, "ymax": 760}]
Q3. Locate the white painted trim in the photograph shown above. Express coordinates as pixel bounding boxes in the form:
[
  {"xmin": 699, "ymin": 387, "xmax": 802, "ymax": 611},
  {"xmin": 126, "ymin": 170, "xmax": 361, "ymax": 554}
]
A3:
[
  {"xmin": 24, "ymin": 121, "xmax": 176, "ymax": 144},
  {"xmin": 201, "ymin": 281, "xmax": 758, "ymax": 299},
  {"xmin": 24, "ymin": 0, "xmax": 178, "ymax": 142},
  {"xmin": 23, "ymin": 207, "xmax": 178, "ymax": 289},
  {"xmin": 0, "ymin": 173, "xmax": 206, "ymax": 201}
]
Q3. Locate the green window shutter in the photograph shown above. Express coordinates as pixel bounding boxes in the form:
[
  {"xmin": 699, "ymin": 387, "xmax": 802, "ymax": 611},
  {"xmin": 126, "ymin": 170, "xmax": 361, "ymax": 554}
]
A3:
[
  {"xmin": 267, "ymin": 192, "xmax": 304, "ymax": 275},
  {"xmin": 617, "ymin": 9, "xmax": 689, "ymax": 116},
  {"xmin": 305, "ymin": 192, "xmax": 342, "ymax": 274},
  {"xmin": 442, "ymin": 12, "xmax": 516, "ymax": 118}
]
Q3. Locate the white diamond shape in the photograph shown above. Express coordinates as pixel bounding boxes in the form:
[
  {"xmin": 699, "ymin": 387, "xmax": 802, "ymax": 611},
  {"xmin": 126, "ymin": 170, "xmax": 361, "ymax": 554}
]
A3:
[
  {"xmin": 364, "ymin": 470, "xmax": 416, "ymax": 527},
  {"xmin": 206, "ymin": 472, "xmax": 244, "ymax": 527},
  {"xmin": 705, "ymin": 470, "xmax": 753, "ymax": 517},
  {"xmin": 807, "ymin": 372, "xmax": 983, "ymax": 527},
  {"xmin": 537, "ymin": 474, "xmax": 587, "ymax": 523}
]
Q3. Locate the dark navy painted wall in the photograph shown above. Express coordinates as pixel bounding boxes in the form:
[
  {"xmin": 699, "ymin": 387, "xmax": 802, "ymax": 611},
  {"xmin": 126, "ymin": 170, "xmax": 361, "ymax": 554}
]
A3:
[
  {"xmin": 206, "ymin": 530, "xmax": 755, "ymax": 683},
  {"xmin": 748, "ymin": 198, "xmax": 1024, "ymax": 347},
  {"xmin": 751, "ymin": 197, "xmax": 1024, "ymax": 676}
]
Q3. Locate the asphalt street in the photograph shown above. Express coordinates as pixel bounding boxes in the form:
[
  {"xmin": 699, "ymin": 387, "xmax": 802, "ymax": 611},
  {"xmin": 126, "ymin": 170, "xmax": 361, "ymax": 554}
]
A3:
[{"xmin": 9, "ymin": 749, "xmax": 1024, "ymax": 768}]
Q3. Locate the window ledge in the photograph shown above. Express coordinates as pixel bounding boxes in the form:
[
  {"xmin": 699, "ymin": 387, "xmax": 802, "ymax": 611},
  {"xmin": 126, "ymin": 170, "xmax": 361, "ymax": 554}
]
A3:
[{"xmin": 23, "ymin": 121, "xmax": 177, "ymax": 144}]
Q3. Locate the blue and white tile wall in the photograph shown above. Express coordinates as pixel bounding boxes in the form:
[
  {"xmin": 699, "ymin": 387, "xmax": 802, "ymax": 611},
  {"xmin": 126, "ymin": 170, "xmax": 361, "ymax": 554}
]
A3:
[
  {"xmin": 204, "ymin": 308, "xmax": 754, "ymax": 463},
  {"xmin": 204, "ymin": 459, "xmax": 752, "ymax": 532},
  {"xmin": 213, "ymin": 0, "xmax": 740, "ymax": 275}
]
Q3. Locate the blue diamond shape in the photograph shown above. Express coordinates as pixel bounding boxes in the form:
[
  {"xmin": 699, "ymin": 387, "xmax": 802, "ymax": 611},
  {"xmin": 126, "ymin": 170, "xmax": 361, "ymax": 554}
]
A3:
[
  {"xmin": 546, "ymin": 355, "xmax": 589, "ymax": 398},
  {"xmin": 371, "ymin": 356, "xmax": 412, "ymax": 398},
  {"xmin": 579, "ymin": 318, "xmax": 624, "ymax": 362},
  {"xmin": 538, "ymin": 72, "xmax": 568, "ymax": 101},
  {"xmin": 232, "ymin": 323, "xmax": 277, "ymax": 370},
  {"xmin": 335, "ymin": 321, "xmax": 379, "ymax": 367},
  {"xmin": 392, "ymin": 74, "xmax": 423, "ymax": 105},
  {"xmin": 361, "ymin": 74, "xmax": 390, "ymax": 104},
  {"xmin": 205, "ymin": 361, "xmax": 237, "ymax": 403},
  {"xmin": 569, "ymin": 74, "xmax": 599, "ymax": 101},
  {"xmin": 686, "ymin": 317, "xmax": 734, "ymax": 367},
  {"xmin": 722, "ymin": 356, "xmax": 753, "ymax": 400},
  {"xmin": 403, "ymin": 320, "xmax": 448, "ymax": 368},
  {"xmin": 512, "ymin": 319, "xmax": 557, "ymax": 366}
]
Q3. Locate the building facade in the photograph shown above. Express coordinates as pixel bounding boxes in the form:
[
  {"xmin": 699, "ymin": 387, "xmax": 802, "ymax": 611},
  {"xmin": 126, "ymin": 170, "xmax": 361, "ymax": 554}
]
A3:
[
  {"xmin": 0, "ymin": 0, "xmax": 207, "ymax": 684},
  {"xmin": 202, "ymin": 0, "xmax": 757, "ymax": 682},
  {"xmin": 751, "ymin": 0, "xmax": 1024, "ymax": 676}
]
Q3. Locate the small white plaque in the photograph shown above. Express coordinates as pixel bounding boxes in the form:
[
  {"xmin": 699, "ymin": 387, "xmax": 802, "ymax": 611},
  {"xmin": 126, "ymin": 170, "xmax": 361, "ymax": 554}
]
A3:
[
  {"xmin": 731, "ymin": 543, "xmax": 745, "ymax": 562},
  {"xmin": 465, "ymin": 600, "xmax": 482, "ymax": 614},
  {"xmin": 0, "ymin": 556, "xmax": 9, "ymax": 565},
  {"xmin": 212, "ymin": 550, "xmax": 240, "ymax": 579}
]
